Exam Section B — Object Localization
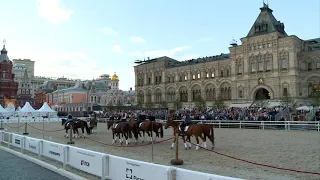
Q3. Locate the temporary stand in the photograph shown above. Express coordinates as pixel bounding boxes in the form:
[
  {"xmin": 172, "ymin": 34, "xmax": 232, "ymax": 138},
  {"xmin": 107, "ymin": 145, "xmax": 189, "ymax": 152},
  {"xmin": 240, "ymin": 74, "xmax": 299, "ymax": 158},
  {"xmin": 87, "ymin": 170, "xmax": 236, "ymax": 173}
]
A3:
[
  {"xmin": 151, "ymin": 121, "xmax": 154, "ymax": 163},
  {"xmin": 67, "ymin": 124, "xmax": 74, "ymax": 144},
  {"xmin": 23, "ymin": 122, "xmax": 29, "ymax": 135},
  {"xmin": 170, "ymin": 133, "xmax": 183, "ymax": 165},
  {"xmin": 17, "ymin": 112, "xmax": 20, "ymax": 134},
  {"xmin": 42, "ymin": 115, "xmax": 45, "ymax": 139},
  {"xmin": 0, "ymin": 119, "xmax": 3, "ymax": 130}
]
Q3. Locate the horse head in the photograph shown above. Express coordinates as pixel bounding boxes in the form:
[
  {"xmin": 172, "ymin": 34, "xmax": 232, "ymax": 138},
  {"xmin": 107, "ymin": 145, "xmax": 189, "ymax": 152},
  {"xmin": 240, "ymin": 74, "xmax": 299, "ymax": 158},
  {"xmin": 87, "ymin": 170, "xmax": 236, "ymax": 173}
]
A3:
[
  {"xmin": 165, "ymin": 118, "xmax": 177, "ymax": 129},
  {"xmin": 107, "ymin": 120, "xmax": 113, "ymax": 130}
]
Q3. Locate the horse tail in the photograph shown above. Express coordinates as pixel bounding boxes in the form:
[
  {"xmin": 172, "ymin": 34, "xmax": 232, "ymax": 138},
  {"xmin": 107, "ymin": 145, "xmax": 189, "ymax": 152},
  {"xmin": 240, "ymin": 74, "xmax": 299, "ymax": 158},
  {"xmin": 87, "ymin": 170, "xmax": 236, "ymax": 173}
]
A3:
[
  {"xmin": 160, "ymin": 124, "xmax": 164, "ymax": 138},
  {"xmin": 83, "ymin": 121, "xmax": 90, "ymax": 134}
]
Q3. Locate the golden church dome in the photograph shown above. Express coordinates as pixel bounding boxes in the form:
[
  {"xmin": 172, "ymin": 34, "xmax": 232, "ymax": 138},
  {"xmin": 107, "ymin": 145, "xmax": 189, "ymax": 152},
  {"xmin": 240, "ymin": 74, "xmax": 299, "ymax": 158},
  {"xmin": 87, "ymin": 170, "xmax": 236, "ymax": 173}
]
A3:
[{"xmin": 111, "ymin": 72, "xmax": 119, "ymax": 81}]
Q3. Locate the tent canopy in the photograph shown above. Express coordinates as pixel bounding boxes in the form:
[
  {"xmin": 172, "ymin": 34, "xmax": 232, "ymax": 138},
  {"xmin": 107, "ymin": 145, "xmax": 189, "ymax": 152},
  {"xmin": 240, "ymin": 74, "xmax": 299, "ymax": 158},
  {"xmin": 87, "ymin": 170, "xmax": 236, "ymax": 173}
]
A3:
[
  {"xmin": 0, "ymin": 104, "xmax": 8, "ymax": 112},
  {"xmin": 5, "ymin": 102, "xmax": 15, "ymax": 112},
  {"xmin": 38, "ymin": 102, "xmax": 56, "ymax": 112},
  {"xmin": 20, "ymin": 102, "xmax": 36, "ymax": 112}
]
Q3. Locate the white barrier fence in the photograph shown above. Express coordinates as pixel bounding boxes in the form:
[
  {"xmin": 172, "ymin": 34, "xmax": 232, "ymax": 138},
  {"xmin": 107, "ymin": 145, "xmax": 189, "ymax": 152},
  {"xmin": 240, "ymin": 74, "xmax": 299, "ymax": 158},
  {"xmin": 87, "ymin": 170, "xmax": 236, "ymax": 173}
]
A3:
[
  {"xmin": 0, "ymin": 117, "xmax": 90, "ymax": 124},
  {"xmin": 0, "ymin": 131, "xmax": 241, "ymax": 180},
  {"xmin": 157, "ymin": 120, "xmax": 320, "ymax": 131}
]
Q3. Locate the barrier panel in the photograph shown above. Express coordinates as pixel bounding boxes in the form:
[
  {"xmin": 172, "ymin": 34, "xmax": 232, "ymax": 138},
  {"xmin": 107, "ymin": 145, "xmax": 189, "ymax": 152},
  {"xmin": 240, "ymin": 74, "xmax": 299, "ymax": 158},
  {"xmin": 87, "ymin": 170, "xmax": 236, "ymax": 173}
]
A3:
[
  {"xmin": 0, "ymin": 131, "xmax": 3, "ymax": 143},
  {"xmin": 42, "ymin": 140, "xmax": 66, "ymax": 163},
  {"xmin": 176, "ymin": 168, "xmax": 242, "ymax": 180},
  {"xmin": 67, "ymin": 146, "xmax": 106, "ymax": 177},
  {"xmin": 109, "ymin": 155, "xmax": 174, "ymax": 180},
  {"xmin": 1, "ymin": 130, "xmax": 240, "ymax": 180},
  {"xmin": 11, "ymin": 133, "xmax": 23, "ymax": 149},
  {"xmin": 24, "ymin": 136, "xmax": 41, "ymax": 155}
]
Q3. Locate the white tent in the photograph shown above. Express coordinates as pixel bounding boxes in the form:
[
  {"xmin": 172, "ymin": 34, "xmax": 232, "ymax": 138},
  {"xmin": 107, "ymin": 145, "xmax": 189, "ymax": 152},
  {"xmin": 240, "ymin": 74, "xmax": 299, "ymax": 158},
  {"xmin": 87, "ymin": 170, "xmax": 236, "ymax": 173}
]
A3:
[
  {"xmin": 296, "ymin": 106, "xmax": 313, "ymax": 111},
  {"xmin": 0, "ymin": 104, "xmax": 8, "ymax": 117},
  {"xmin": 5, "ymin": 102, "xmax": 15, "ymax": 112},
  {"xmin": 38, "ymin": 102, "xmax": 56, "ymax": 112},
  {"xmin": 20, "ymin": 102, "xmax": 37, "ymax": 116},
  {"xmin": 38, "ymin": 102, "xmax": 57, "ymax": 117}
]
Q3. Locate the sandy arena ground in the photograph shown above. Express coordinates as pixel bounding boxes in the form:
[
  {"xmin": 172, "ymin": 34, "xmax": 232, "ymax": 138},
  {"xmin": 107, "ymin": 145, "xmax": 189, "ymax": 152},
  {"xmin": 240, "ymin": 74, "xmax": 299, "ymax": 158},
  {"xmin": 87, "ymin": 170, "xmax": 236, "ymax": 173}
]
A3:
[{"xmin": 1, "ymin": 122, "xmax": 319, "ymax": 180}]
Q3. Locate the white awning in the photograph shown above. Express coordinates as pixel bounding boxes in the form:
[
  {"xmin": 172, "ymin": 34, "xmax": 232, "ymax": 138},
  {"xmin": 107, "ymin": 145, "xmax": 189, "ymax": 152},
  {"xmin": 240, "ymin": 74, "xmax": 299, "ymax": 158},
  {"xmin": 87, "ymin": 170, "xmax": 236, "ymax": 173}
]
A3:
[{"xmin": 229, "ymin": 103, "xmax": 252, "ymax": 108}]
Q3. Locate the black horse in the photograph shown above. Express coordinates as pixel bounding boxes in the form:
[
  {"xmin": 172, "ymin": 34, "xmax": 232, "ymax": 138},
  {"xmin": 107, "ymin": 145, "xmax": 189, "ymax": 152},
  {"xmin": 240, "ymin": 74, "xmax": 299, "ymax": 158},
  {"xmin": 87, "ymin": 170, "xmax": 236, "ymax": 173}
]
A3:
[
  {"xmin": 61, "ymin": 118, "xmax": 91, "ymax": 138},
  {"xmin": 107, "ymin": 120, "xmax": 132, "ymax": 145}
]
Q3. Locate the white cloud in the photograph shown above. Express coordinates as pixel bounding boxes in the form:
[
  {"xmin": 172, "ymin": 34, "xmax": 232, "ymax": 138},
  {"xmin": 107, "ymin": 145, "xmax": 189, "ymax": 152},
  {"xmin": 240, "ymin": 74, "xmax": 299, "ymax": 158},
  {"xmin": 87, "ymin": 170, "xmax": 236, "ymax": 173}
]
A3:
[
  {"xmin": 112, "ymin": 45, "xmax": 123, "ymax": 54},
  {"xmin": 101, "ymin": 27, "xmax": 118, "ymax": 36},
  {"xmin": 36, "ymin": 0, "xmax": 73, "ymax": 25},
  {"xmin": 131, "ymin": 46, "xmax": 190, "ymax": 59},
  {"xmin": 129, "ymin": 36, "xmax": 146, "ymax": 43}
]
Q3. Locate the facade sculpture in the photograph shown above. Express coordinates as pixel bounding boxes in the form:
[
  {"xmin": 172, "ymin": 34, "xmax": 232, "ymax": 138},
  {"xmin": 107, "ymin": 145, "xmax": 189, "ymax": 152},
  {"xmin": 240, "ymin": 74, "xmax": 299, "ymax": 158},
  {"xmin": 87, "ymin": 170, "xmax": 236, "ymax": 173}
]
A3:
[{"xmin": 134, "ymin": 4, "xmax": 320, "ymax": 108}]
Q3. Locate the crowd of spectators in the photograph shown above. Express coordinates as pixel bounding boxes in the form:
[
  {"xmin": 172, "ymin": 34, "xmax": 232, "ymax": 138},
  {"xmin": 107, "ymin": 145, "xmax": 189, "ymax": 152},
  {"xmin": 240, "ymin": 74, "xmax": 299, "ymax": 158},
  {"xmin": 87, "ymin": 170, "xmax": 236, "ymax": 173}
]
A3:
[{"xmin": 99, "ymin": 106, "xmax": 286, "ymax": 121}]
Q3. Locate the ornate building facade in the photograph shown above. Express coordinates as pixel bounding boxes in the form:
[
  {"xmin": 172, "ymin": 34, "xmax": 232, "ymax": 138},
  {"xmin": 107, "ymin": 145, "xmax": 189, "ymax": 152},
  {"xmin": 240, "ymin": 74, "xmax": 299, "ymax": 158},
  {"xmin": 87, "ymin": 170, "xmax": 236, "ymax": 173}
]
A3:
[
  {"xmin": 134, "ymin": 4, "xmax": 320, "ymax": 108},
  {"xmin": 0, "ymin": 40, "xmax": 18, "ymax": 107},
  {"xmin": 45, "ymin": 73, "xmax": 135, "ymax": 113},
  {"xmin": 16, "ymin": 69, "xmax": 35, "ymax": 107}
]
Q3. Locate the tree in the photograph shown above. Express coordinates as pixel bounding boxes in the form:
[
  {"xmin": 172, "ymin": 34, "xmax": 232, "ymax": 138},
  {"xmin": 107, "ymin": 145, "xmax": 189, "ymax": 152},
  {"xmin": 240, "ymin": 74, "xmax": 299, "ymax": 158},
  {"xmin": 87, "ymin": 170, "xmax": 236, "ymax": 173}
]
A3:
[
  {"xmin": 173, "ymin": 98, "xmax": 182, "ymax": 110},
  {"xmin": 310, "ymin": 91, "xmax": 320, "ymax": 107},
  {"xmin": 159, "ymin": 102, "xmax": 168, "ymax": 109},
  {"xmin": 255, "ymin": 92, "xmax": 268, "ymax": 107},
  {"xmin": 145, "ymin": 102, "xmax": 154, "ymax": 109},
  {"xmin": 194, "ymin": 96, "xmax": 206, "ymax": 109},
  {"xmin": 280, "ymin": 93, "xmax": 295, "ymax": 107},
  {"xmin": 213, "ymin": 95, "xmax": 225, "ymax": 109}
]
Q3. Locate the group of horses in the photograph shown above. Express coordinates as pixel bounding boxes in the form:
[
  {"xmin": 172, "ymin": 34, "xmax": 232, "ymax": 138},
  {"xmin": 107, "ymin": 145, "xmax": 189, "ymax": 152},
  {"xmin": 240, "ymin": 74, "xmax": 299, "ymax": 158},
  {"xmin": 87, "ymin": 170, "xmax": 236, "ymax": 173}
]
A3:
[
  {"xmin": 61, "ymin": 118, "xmax": 96, "ymax": 138},
  {"xmin": 61, "ymin": 116, "xmax": 215, "ymax": 150}
]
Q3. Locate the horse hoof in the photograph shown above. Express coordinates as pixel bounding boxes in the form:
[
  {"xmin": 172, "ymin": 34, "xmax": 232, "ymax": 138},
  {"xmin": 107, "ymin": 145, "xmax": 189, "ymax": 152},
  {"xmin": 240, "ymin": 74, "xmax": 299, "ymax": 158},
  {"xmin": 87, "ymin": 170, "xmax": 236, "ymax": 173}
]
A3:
[
  {"xmin": 185, "ymin": 147, "xmax": 188, "ymax": 150},
  {"xmin": 212, "ymin": 146, "xmax": 214, "ymax": 150},
  {"xmin": 188, "ymin": 147, "xmax": 191, "ymax": 149},
  {"xmin": 170, "ymin": 147, "xmax": 173, "ymax": 150}
]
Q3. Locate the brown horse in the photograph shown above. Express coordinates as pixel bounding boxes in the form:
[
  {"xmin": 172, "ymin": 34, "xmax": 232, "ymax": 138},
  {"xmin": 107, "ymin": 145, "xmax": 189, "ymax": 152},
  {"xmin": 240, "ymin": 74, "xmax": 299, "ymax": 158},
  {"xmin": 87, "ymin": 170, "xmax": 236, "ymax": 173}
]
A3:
[
  {"xmin": 107, "ymin": 120, "xmax": 132, "ymax": 145},
  {"xmin": 107, "ymin": 120, "xmax": 139, "ymax": 144},
  {"xmin": 138, "ymin": 120, "xmax": 163, "ymax": 142},
  {"xmin": 165, "ymin": 118, "xmax": 215, "ymax": 150}
]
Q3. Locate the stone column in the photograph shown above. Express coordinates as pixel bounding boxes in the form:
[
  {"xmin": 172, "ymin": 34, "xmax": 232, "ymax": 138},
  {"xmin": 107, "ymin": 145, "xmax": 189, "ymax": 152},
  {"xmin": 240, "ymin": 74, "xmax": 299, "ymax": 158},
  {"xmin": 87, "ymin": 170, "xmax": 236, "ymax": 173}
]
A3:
[{"xmin": 144, "ymin": 73, "xmax": 147, "ymax": 85}]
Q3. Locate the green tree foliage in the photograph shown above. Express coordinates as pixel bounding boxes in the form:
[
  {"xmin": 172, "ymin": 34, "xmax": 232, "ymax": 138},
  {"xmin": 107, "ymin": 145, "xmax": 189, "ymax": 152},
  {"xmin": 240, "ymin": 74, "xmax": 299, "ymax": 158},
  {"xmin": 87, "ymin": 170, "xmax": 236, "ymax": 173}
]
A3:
[
  {"xmin": 213, "ymin": 95, "xmax": 226, "ymax": 109},
  {"xmin": 310, "ymin": 91, "xmax": 320, "ymax": 107},
  {"xmin": 194, "ymin": 96, "xmax": 206, "ymax": 109},
  {"xmin": 173, "ymin": 98, "xmax": 182, "ymax": 109},
  {"xmin": 280, "ymin": 93, "xmax": 295, "ymax": 107},
  {"xmin": 145, "ymin": 102, "xmax": 154, "ymax": 109}
]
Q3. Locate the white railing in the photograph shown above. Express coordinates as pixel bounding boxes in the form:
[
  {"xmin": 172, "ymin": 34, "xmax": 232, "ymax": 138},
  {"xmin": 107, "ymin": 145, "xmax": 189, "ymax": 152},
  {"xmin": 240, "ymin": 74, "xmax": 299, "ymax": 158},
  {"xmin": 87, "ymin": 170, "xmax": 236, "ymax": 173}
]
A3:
[
  {"xmin": 0, "ymin": 131, "xmax": 241, "ymax": 180},
  {"xmin": 157, "ymin": 120, "xmax": 320, "ymax": 131}
]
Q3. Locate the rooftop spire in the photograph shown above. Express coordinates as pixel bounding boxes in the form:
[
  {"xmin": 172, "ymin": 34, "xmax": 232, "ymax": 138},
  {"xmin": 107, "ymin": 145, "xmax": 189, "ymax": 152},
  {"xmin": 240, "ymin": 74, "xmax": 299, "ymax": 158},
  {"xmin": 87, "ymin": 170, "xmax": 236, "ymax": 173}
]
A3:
[{"xmin": 1, "ymin": 39, "xmax": 7, "ymax": 54}]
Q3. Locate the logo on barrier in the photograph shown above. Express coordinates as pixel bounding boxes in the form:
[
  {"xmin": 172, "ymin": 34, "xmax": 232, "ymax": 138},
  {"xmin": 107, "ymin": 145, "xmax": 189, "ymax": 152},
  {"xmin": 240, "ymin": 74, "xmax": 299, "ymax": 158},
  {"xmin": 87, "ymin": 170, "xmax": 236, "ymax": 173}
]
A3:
[
  {"xmin": 81, "ymin": 160, "xmax": 90, "ymax": 167},
  {"xmin": 49, "ymin": 151, "xmax": 60, "ymax": 156},
  {"xmin": 29, "ymin": 144, "xmax": 36, "ymax": 150},
  {"xmin": 126, "ymin": 168, "xmax": 144, "ymax": 180},
  {"xmin": 15, "ymin": 139, "xmax": 20, "ymax": 145}
]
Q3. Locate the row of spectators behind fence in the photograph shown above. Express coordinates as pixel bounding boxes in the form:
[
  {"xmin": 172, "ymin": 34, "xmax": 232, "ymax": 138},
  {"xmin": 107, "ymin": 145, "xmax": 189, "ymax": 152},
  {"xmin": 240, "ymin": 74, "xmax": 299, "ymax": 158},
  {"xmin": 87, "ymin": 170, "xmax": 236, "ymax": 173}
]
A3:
[{"xmin": 99, "ymin": 106, "xmax": 287, "ymax": 121}]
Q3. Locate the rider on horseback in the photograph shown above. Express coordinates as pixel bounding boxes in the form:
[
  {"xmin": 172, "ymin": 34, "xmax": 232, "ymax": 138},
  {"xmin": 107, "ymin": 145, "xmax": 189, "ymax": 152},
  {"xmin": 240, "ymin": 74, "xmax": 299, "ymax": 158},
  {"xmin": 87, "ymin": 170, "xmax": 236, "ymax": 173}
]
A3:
[
  {"xmin": 137, "ymin": 112, "xmax": 146, "ymax": 129},
  {"xmin": 65, "ymin": 114, "xmax": 73, "ymax": 124},
  {"xmin": 180, "ymin": 110, "xmax": 191, "ymax": 135}
]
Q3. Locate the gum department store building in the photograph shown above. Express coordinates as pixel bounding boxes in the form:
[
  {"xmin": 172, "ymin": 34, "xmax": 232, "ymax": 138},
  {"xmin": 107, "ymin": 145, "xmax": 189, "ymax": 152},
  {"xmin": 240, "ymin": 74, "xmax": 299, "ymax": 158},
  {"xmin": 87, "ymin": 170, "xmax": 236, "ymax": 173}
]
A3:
[{"xmin": 134, "ymin": 4, "xmax": 320, "ymax": 108}]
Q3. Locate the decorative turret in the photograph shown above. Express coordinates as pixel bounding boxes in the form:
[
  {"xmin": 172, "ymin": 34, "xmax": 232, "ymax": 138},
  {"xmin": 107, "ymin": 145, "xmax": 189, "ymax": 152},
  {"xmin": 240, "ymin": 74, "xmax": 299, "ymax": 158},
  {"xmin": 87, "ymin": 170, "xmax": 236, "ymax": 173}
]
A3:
[
  {"xmin": 0, "ymin": 39, "xmax": 11, "ymax": 63},
  {"xmin": 110, "ymin": 72, "xmax": 119, "ymax": 90},
  {"xmin": 89, "ymin": 79, "xmax": 96, "ymax": 93},
  {"xmin": 246, "ymin": 3, "xmax": 287, "ymax": 37},
  {"xmin": 111, "ymin": 72, "xmax": 119, "ymax": 81}
]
